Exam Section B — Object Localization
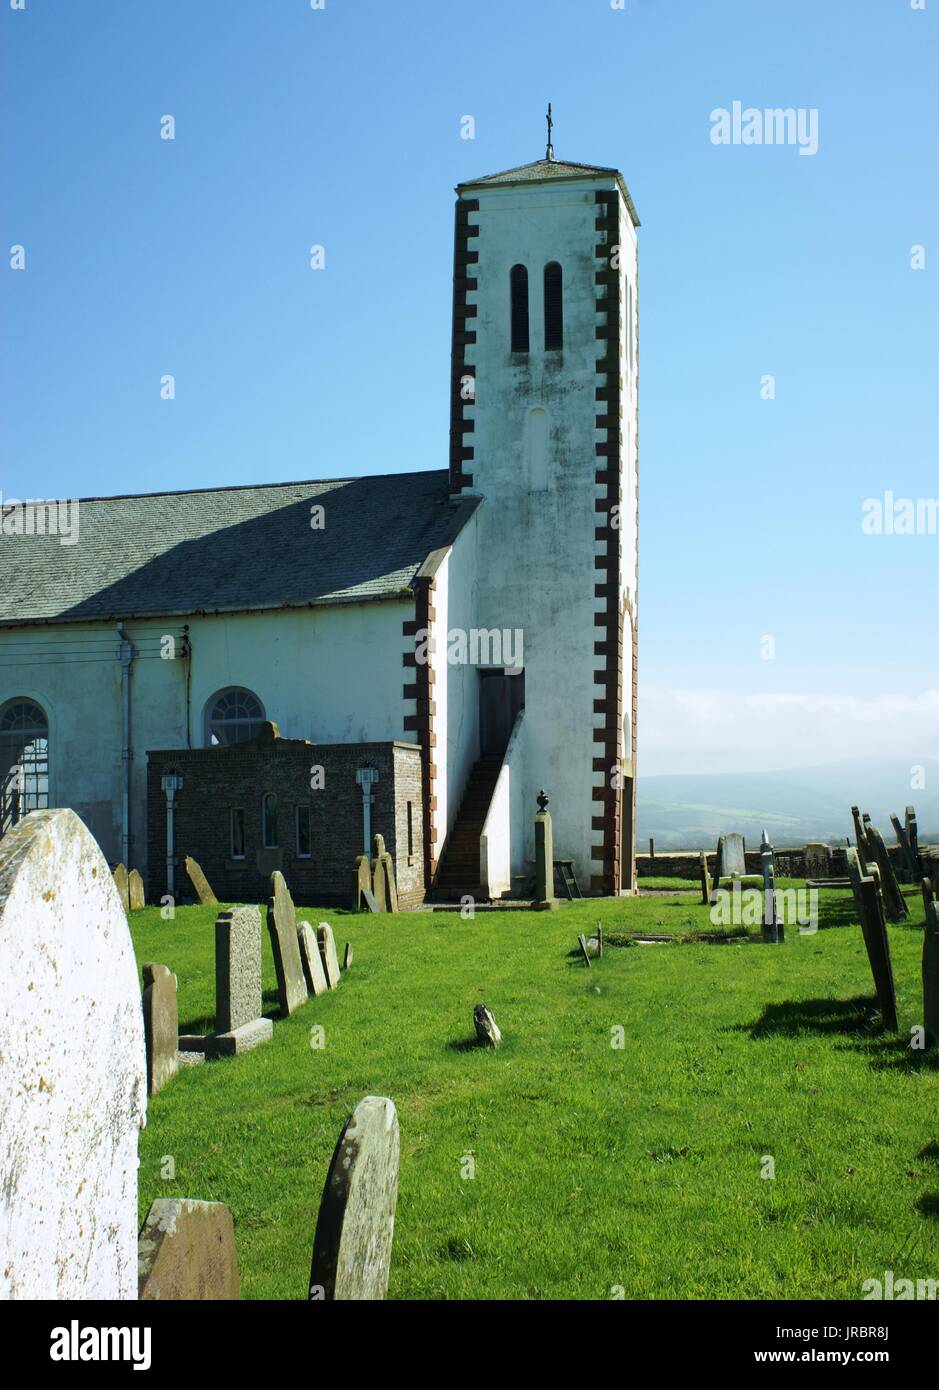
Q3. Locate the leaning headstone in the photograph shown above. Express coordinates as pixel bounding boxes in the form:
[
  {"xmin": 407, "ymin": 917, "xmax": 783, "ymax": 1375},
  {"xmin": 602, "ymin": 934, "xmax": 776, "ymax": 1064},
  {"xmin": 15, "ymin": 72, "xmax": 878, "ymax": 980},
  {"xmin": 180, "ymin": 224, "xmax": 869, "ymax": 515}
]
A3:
[
  {"xmin": 317, "ymin": 921, "xmax": 342, "ymax": 989},
  {"xmin": 804, "ymin": 842, "xmax": 831, "ymax": 880},
  {"xmin": 371, "ymin": 834, "xmax": 399, "ymax": 914},
  {"xmin": 138, "ymin": 1198, "xmax": 240, "ymax": 1300},
  {"xmin": 924, "ymin": 902, "xmax": 939, "ymax": 1046},
  {"xmin": 865, "ymin": 823, "xmax": 909, "ymax": 922},
  {"xmin": 846, "ymin": 848, "xmax": 899, "ymax": 1032},
  {"xmin": 578, "ymin": 933, "xmax": 593, "ymax": 967},
  {"xmin": 851, "ymin": 805, "xmax": 870, "ymax": 868},
  {"xmin": 891, "ymin": 814, "xmax": 918, "ymax": 883},
  {"xmin": 298, "ymin": 920, "xmax": 329, "ymax": 996},
  {"xmin": 113, "ymin": 861, "xmax": 130, "ymax": 912},
  {"xmin": 128, "ymin": 867, "xmax": 145, "ymax": 910},
  {"xmin": 343, "ymin": 941, "xmax": 354, "ymax": 971},
  {"xmin": 353, "ymin": 855, "xmax": 373, "ymax": 911},
  {"xmin": 699, "ymin": 851, "xmax": 712, "ymax": 905},
  {"xmin": 474, "ymin": 1003, "xmax": 501, "ymax": 1047},
  {"xmin": 532, "ymin": 790, "xmax": 558, "ymax": 910},
  {"xmin": 309, "ymin": 1096, "xmax": 399, "ymax": 1301},
  {"xmin": 185, "ymin": 855, "xmax": 218, "ymax": 906},
  {"xmin": 142, "ymin": 963, "xmax": 179, "ymax": 1096},
  {"xmin": 267, "ymin": 871, "xmax": 309, "ymax": 1016},
  {"xmin": 0, "ymin": 808, "xmax": 147, "ymax": 1298}
]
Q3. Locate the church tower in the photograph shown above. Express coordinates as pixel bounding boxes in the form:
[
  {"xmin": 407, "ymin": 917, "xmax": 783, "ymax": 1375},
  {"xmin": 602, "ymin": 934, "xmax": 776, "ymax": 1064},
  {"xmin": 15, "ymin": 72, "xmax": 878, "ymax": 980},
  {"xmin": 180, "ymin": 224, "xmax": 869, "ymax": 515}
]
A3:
[{"xmin": 448, "ymin": 129, "xmax": 639, "ymax": 894}]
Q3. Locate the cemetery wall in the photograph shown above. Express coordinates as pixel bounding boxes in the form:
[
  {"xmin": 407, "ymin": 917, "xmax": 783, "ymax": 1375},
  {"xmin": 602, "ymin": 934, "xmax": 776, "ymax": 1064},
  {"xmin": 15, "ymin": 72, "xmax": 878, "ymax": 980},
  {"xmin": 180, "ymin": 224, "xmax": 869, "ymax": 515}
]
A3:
[
  {"xmin": 147, "ymin": 738, "xmax": 424, "ymax": 907},
  {"xmin": 635, "ymin": 845, "xmax": 911, "ymax": 879}
]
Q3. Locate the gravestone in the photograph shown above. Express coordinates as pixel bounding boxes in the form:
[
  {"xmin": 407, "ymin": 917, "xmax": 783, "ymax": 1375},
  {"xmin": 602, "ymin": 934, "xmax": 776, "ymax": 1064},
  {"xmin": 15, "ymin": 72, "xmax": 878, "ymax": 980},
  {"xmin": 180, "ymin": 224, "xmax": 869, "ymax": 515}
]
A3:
[
  {"xmin": 846, "ymin": 848, "xmax": 899, "ymax": 1032},
  {"xmin": 142, "ymin": 962, "xmax": 179, "ymax": 1096},
  {"xmin": 371, "ymin": 834, "xmax": 398, "ymax": 914},
  {"xmin": 891, "ymin": 813, "xmax": 918, "ymax": 883},
  {"xmin": 474, "ymin": 1003, "xmax": 501, "ymax": 1047},
  {"xmin": 298, "ymin": 920, "xmax": 329, "ymax": 996},
  {"xmin": 924, "ymin": 901, "xmax": 939, "ymax": 1047},
  {"xmin": 906, "ymin": 806, "xmax": 921, "ymax": 873},
  {"xmin": 353, "ymin": 855, "xmax": 375, "ymax": 911},
  {"xmin": 851, "ymin": 805, "xmax": 870, "ymax": 868},
  {"xmin": 578, "ymin": 933, "xmax": 592, "ymax": 967},
  {"xmin": 309, "ymin": 1096, "xmax": 399, "ymax": 1301},
  {"xmin": 267, "ymin": 871, "xmax": 309, "ymax": 1016},
  {"xmin": 723, "ymin": 832, "xmax": 747, "ymax": 878},
  {"xmin": 923, "ymin": 877, "xmax": 935, "ymax": 916},
  {"xmin": 179, "ymin": 905, "xmax": 272, "ymax": 1057},
  {"xmin": 343, "ymin": 941, "xmax": 354, "ymax": 970},
  {"xmin": 532, "ymin": 790, "xmax": 558, "ymax": 910},
  {"xmin": 317, "ymin": 921, "xmax": 342, "ymax": 989},
  {"xmin": 138, "ymin": 1198, "xmax": 241, "ymax": 1300},
  {"xmin": 865, "ymin": 823, "xmax": 909, "ymax": 923},
  {"xmin": 185, "ymin": 855, "xmax": 218, "ymax": 906},
  {"xmin": 113, "ymin": 861, "xmax": 130, "ymax": 912},
  {"xmin": 0, "ymin": 808, "xmax": 147, "ymax": 1298},
  {"xmin": 804, "ymin": 842, "xmax": 831, "ymax": 880},
  {"xmin": 699, "ymin": 851, "xmax": 712, "ymax": 905},
  {"xmin": 128, "ymin": 867, "xmax": 145, "ymax": 910},
  {"xmin": 760, "ymin": 830, "xmax": 781, "ymax": 943}
]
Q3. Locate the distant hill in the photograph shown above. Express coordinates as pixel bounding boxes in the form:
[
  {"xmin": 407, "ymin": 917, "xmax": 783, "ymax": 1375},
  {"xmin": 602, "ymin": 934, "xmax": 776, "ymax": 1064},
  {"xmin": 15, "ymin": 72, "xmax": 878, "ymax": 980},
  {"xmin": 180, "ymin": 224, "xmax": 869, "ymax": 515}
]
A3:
[{"xmin": 637, "ymin": 758, "xmax": 939, "ymax": 852}]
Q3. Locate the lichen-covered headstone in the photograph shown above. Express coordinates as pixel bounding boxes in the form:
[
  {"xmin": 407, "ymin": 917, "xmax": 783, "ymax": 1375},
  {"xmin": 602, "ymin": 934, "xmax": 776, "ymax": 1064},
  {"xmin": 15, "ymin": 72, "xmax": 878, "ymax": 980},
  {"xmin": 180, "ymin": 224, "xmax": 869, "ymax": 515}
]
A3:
[
  {"xmin": 142, "ymin": 963, "xmax": 179, "ymax": 1097},
  {"xmin": 298, "ymin": 920, "xmax": 328, "ymax": 996},
  {"xmin": 185, "ymin": 855, "xmax": 218, "ymax": 905},
  {"xmin": 370, "ymin": 834, "xmax": 398, "ymax": 914},
  {"xmin": 267, "ymin": 871, "xmax": 308, "ymax": 1015},
  {"xmin": 216, "ymin": 906, "xmax": 263, "ymax": 1033},
  {"xmin": 0, "ymin": 808, "xmax": 147, "ymax": 1298},
  {"xmin": 138, "ymin": 1198, "xmax": 240, "ymax": 1300},
  {"xmin": 924, "ymin": 901, "xmax": 939, "ymax": 1047},
  {"xmin": 343, "ymin": 940, "xmax": 354, "ymax": 971},
  {"xmin": 128, "ymin": 868, "xmax": 145, "ymax": 910},
  {"xmin": 317, "ymin": 921, "xmax": 341, "ymax": 989},
  {"xmin": 474, "ymin": 1002, "xmax": 501, "ymax": 1046},
  {"xmin": 113, "ymin": 861, "xmax": 130, "ymax": 912},
  {"xmin": 804, "ymin": 842, "xmax": 831, "ymax": 879},
  {"xmin": 309, "ymin": 1096, "xmax": 399, "ymax": 1301},
  {"xmin": 353, "ymin": 855, "xmax": 373, "ymax": 911}
]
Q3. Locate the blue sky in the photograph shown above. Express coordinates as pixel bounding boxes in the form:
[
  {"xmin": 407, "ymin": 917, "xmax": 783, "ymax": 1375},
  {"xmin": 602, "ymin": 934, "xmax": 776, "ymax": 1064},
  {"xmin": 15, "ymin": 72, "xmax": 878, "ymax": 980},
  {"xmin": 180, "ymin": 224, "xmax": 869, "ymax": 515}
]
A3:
[{"xmin": 3, "ymin": 0, "xmax": 937, "ymax": 775}]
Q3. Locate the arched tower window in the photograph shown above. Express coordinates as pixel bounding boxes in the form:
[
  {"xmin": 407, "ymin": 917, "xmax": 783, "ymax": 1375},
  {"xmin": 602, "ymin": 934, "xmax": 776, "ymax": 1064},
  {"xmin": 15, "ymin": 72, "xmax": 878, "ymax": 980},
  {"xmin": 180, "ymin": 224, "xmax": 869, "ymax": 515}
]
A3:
[
  {"xmin": 510, "ymin": 265, "xmax": 529, "ymax": 352},
  {"xmin": 204, "ymin": 687, "xmax": 265, "ymax": 746},
  {"xmin": 544, "ymin": 261, "xmax": 563, "ymax": 350},
  {"xmin": 0, "ymin": 697, "xmax": 49, "ymax": 833}
]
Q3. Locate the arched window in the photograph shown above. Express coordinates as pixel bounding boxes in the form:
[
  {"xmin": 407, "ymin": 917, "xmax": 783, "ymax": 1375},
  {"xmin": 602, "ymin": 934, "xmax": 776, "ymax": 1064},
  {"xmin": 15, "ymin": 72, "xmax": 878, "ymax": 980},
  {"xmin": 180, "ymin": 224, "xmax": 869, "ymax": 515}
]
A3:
[
  {"xmin": 510, "ymin": 265, "xmax": 529, "ymax": 352},
  {"xmin": 261, "ymin": 792, "xmax": 278, "ymax": 849},
  {"xmin": 0, "ymin": 697, "xmax": 49, "ymax": 833},
  {"xmin": 544, "ymin": 262, "xmax": 563, "ymax": 350},
  {"xmin": 204, "ymin": 688, "xmax": 265, "ymax": 746}
]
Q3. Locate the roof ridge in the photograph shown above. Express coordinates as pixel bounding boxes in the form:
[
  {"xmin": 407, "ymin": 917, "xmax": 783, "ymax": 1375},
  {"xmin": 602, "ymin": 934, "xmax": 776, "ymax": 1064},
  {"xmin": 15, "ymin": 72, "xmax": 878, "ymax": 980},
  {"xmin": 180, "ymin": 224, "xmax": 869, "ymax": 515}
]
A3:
[{"xmin": 18, "ymin": 468, "xmax": 448, "ymax": 507}]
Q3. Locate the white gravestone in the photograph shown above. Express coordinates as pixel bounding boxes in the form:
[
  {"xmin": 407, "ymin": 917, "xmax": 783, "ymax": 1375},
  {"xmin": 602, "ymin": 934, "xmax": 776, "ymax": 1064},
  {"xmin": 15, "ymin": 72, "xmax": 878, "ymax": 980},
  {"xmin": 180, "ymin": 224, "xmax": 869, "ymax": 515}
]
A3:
[{"xmin": 0, "ymin": 808, "xmax": 147, "ymax": 1299}]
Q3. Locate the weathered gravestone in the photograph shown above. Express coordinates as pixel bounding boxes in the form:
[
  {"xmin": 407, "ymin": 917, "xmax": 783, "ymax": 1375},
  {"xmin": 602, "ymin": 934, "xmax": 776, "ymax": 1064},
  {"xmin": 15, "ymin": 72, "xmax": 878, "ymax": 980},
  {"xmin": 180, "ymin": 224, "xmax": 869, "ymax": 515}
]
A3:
[
  {"xmin": 891, "ymin": 813, "xmax": 919, "ymax": 883},
  {"xmin": 906, "ymin": 805, "xmax": 921, "ymax": 872},
  {"xmin": 0, "ymin": 808, "xmax": 147, "ymax": 1298},
  {"xmin": 923, "ymin": 877, "xmax": 935, "ymax": 916},
  {"xmin": 138, "ymin": 1197, "xmax": 240, "ymax": 1300},
  {"xmin": 924, "ymin": 901, "xmax": 939, "ymax": 1047},
  {"xmin": 317, "ymin": 921, "xmax": 342, "ymax": 989},
  {"xmin": 353, "ymin": 855, "xmax": 377, "ymax": 912},
  {"xmin": 845, "ymin": 846, "xmax": 899, "ymax": 1032},
  {"xmin": 578, "ymin": 933, "xmax": 592, "ymax": 967},
  {"xmin": 865, "ymin": 823, "xmax": 909, "ymax": 923},
  {"xmin": 128, "ymin": 867, "xmax": 145, "ymax": 910},
  {"xmin": 851, "ymin": 805, "xmax": 870, "ymax": 868},
  {"xmin": 804, "ymin": 842, "xmax": 832, "ymax": 880},
  {"xmin": 370, "ymin": 834, "xmax": 398, "ymax": 914},
  {"xmin": 185, "ymin": 854, "xmax": 218, "ymax": 906},
  {"xmin": 309, "ymin": 1096, "xmax": 400, "ymax": 1301},
  {"xmin": 267, "ymin": 871, "xmax": 309, "ymax": 1016},
  {"xmin": 343, "ymin": 940, "xmax": 354, "ymax": 971},
  {"xmin": 699, "ymin": 851, "xmax": 712, "ymax": 905},
  {"xmin": 113, "ymin": 860, "xmax": 131, "ymax": 912},
  {"xmin": 298, "ymin": 919, "xmax": 329, "ymax": 996},
  {"xmin": 761, "ymin": 830, "xmax": 782, "ymax": 944},
  {"xmin": 142, "ymin": 962, "xmax": 179, "ymax": 1096},
  {"xmin": 474, "ymin": 1003, "xmax": 502, "ymax": 1047},
  {"xmin": 212, "ymin": 905, "xmax": 271, "ymax": 1054}
]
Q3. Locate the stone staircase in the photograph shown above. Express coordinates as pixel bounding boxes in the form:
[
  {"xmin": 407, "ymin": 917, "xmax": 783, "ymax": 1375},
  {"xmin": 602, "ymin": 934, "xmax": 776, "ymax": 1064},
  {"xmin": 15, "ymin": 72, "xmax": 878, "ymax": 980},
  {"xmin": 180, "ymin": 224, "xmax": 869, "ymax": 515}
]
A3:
[{"xmin": 431, "ymin": 755, "xmax": 503, "ymax": 901}]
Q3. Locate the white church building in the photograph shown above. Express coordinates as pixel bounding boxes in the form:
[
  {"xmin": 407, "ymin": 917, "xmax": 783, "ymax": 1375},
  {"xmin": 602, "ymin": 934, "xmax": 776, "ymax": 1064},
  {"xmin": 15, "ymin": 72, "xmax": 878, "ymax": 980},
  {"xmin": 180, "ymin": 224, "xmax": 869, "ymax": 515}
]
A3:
[{"xmin": 0, "ymin": 147, "xmax": 640, "ymax": 903}]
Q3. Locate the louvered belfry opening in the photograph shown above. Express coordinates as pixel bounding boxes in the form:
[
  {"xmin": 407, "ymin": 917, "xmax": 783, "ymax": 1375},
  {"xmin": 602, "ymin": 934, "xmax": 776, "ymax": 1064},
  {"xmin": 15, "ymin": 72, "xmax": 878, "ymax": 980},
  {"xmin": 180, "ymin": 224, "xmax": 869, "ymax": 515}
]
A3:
[
  {"xmin": 510, "ymin": 264, "xmax": 529, "ymax": 352},
  {"xmin": 543, "ymin": 260, "xmax": 563, "ymax": 350}
]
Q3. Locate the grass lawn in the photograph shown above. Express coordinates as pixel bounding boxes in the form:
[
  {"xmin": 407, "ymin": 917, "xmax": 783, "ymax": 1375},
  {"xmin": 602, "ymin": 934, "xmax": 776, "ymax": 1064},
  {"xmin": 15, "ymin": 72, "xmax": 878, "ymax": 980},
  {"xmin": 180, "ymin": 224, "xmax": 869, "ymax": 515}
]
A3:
[{"xmin": 131, "ymin": 887, "xmax": 938, "ymax": 1300}]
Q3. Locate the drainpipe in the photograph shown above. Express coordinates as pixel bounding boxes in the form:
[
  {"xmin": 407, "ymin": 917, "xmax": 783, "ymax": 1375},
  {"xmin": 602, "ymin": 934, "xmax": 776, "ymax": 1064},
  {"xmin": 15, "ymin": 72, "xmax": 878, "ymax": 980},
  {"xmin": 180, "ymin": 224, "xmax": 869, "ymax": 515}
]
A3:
[{"xmin": 117, "ymin": 622, "xmax": 134, "ymax": 866}]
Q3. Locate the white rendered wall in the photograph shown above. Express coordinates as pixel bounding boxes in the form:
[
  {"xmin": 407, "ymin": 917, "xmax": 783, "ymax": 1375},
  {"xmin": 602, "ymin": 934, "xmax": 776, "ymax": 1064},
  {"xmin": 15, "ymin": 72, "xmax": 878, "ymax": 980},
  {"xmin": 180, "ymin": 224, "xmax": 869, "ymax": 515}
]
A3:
[{"xmin": 0, "ymin": 599, "xmax": 411, "ymax": 876}]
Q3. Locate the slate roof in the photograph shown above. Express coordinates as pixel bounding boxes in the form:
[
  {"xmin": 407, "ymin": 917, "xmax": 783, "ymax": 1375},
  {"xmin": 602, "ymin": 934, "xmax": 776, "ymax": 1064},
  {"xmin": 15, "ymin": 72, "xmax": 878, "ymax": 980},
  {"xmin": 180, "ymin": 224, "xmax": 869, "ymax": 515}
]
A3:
[
  {"xmin": 0, "ymin": 470, "xmax": 476, "ymax": 626},
  {"xmin": 458, "ymin": 158, "xmax": 640, "ymax": 227}
]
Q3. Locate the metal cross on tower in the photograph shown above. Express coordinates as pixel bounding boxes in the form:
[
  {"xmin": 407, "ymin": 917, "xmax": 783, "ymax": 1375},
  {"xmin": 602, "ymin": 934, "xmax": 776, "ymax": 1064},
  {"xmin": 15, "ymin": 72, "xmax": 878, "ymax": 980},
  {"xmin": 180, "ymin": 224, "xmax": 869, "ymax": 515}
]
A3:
[{"xmin": 545, "ymin": 102, "xmax": 554, "ymax": 161}]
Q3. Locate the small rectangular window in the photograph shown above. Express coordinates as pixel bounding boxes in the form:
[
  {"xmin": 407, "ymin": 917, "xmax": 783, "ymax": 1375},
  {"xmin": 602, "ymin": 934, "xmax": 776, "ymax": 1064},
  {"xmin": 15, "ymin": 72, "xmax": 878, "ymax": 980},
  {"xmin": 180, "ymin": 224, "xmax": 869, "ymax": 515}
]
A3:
[
  {"xmin": 296, "ymin": 804, "xmax": 312, "ymax": 858},
  {"xmin": 406, "ymin": 801, "xmax": 414, "ymax": 859},
  {"xmin": 262, "ymin": 793, "xmax": 278, "ymax": 849},
  {"xmin": 230, "ymin": 807, "xmax": 245, "ymax": 860}
]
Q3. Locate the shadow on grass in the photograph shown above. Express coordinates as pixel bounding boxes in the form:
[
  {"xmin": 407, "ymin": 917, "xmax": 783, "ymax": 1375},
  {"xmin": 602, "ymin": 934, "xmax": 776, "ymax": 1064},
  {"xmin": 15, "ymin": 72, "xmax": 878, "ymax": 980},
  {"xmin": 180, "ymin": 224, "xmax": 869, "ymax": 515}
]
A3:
[
  {"xmin": 915, "ymin": 1193, "xmax": 939, "ymax": 1220},
  {"xmin": 179, "ymin": 989, "xmax": 280, "ymax": 1035},
  {"xmin": 737, "ymin": 994, "xmax": 879, "ymax": 1039}
]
